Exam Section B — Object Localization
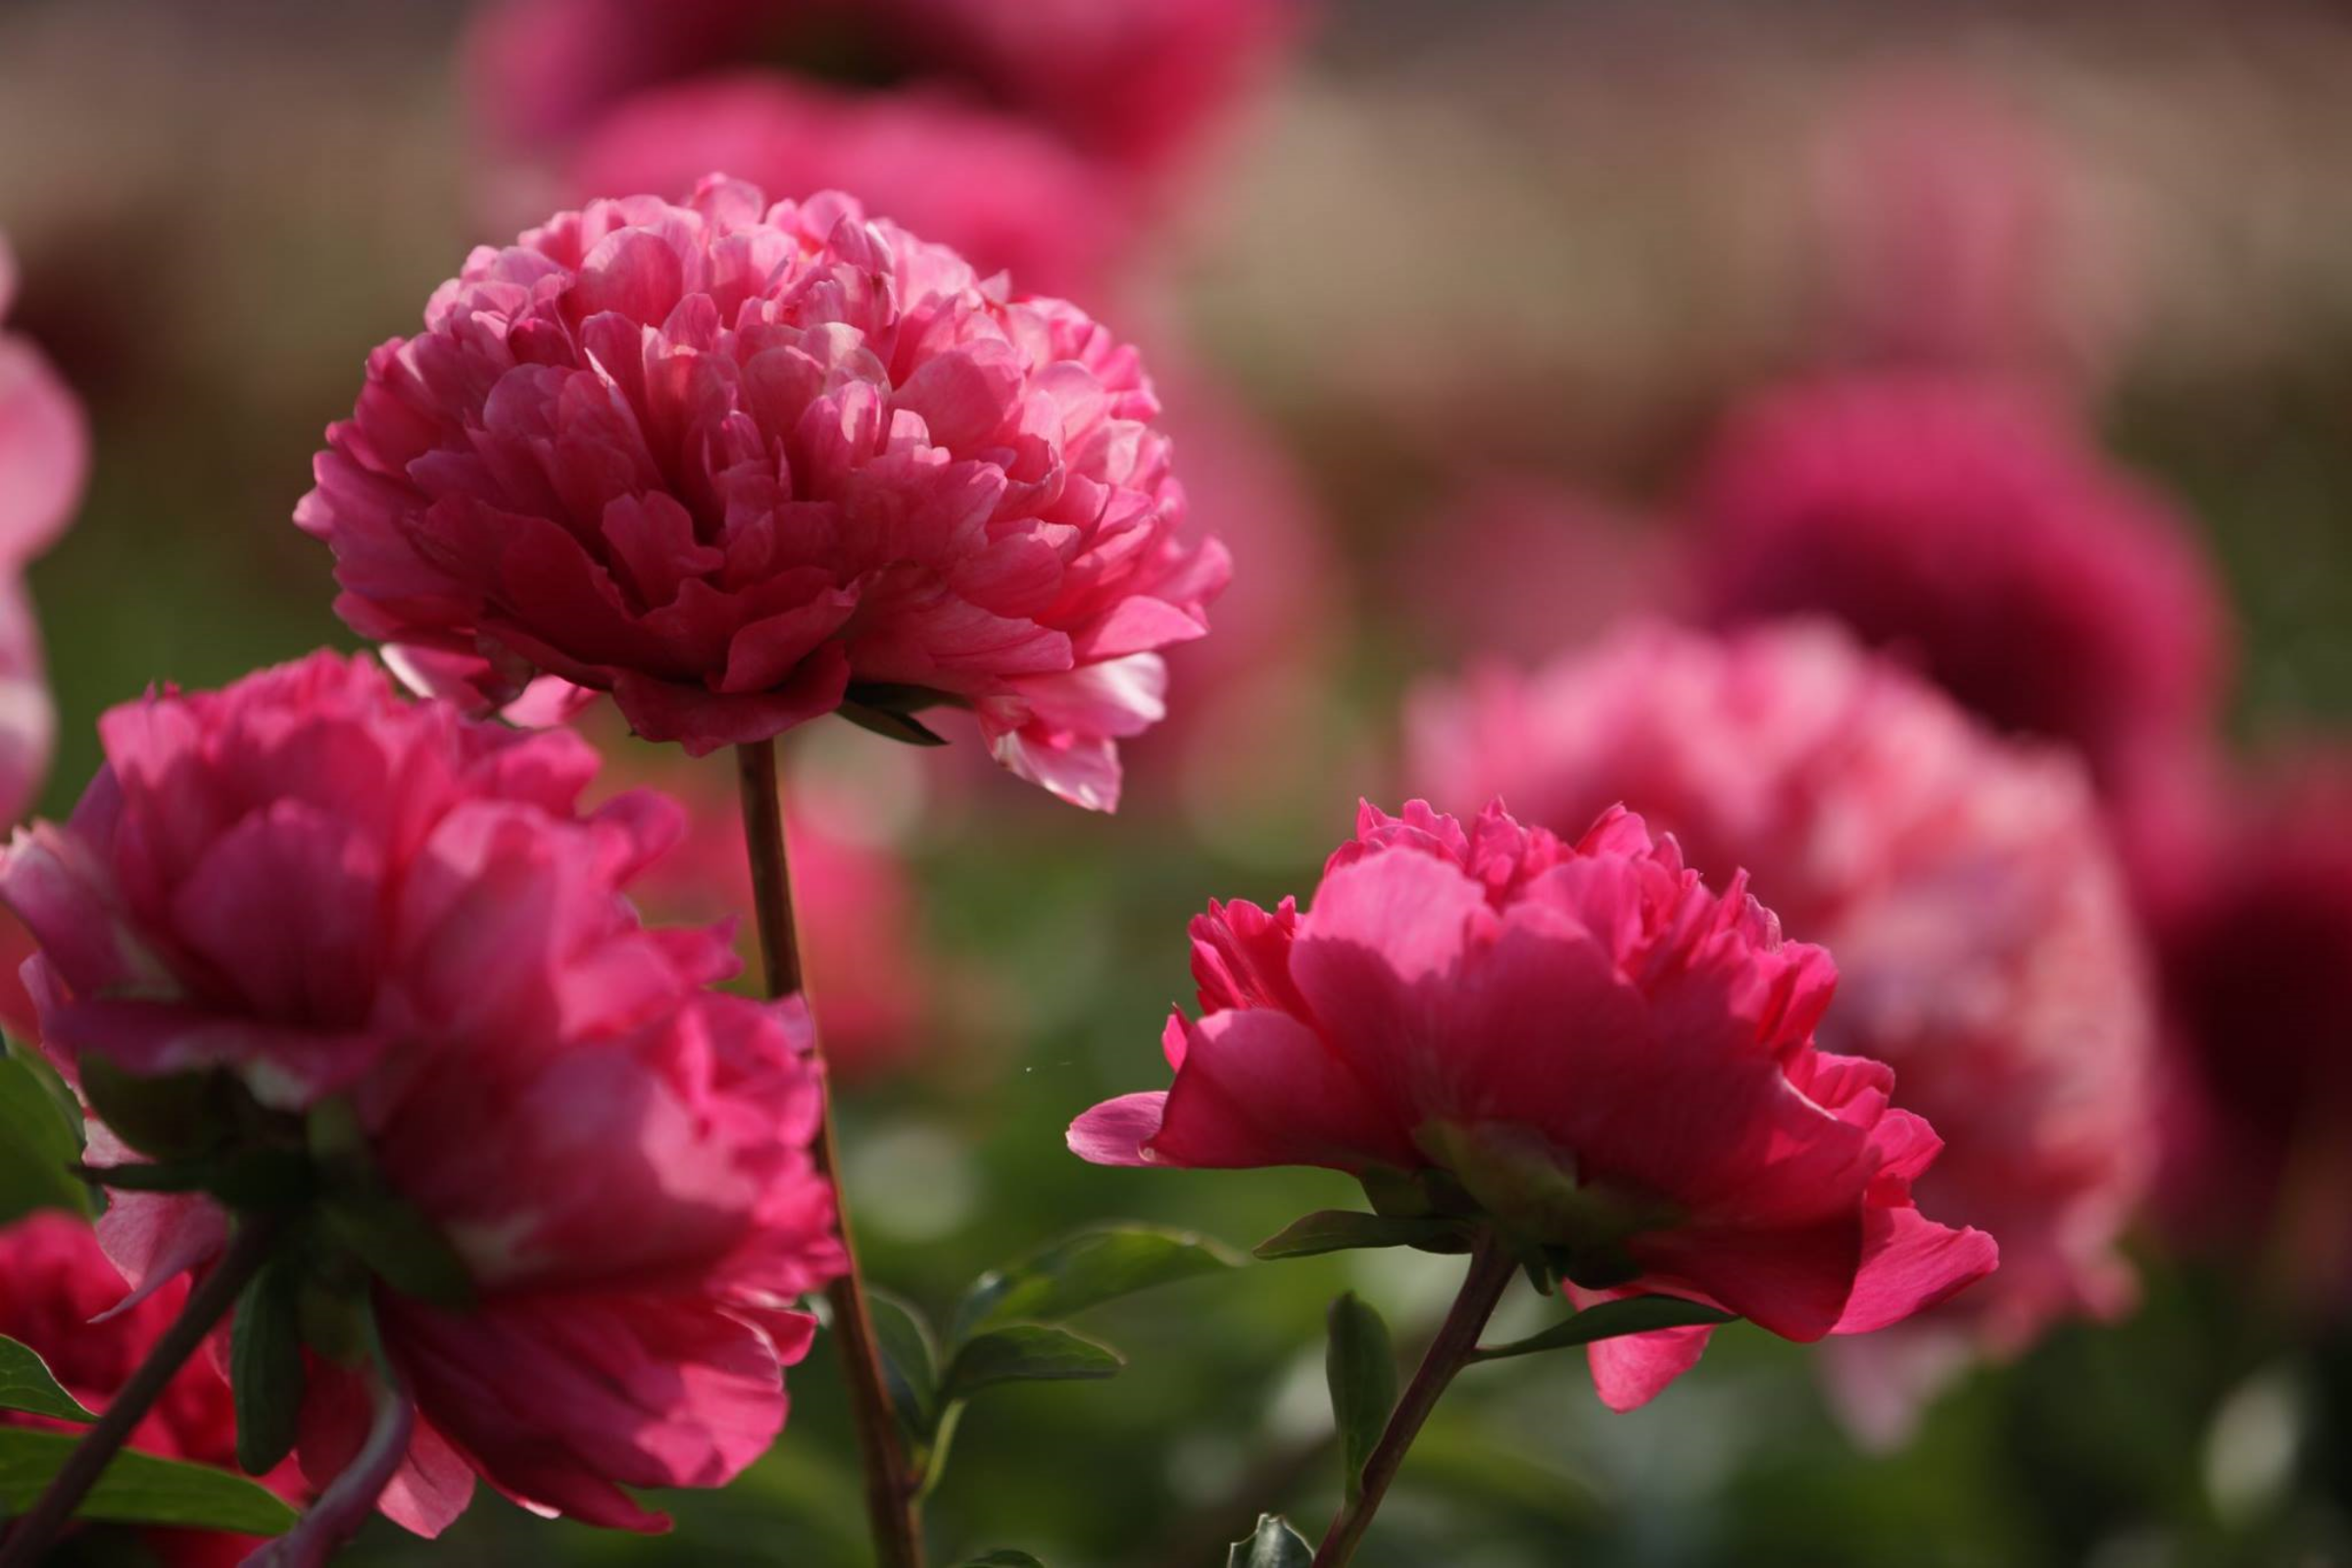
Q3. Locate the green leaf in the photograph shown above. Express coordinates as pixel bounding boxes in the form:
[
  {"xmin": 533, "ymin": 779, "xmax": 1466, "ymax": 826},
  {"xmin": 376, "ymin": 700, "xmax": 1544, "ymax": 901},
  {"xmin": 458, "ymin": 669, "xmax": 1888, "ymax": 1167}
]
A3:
[
  {"xmin": 0, "ymin": 1428, "xmax": 298, "ymax": 1534},
  {"xmin": 0, "ymin": 1334, "xmax": 96, "ymax": 1423},
  {"xmin": 1325, "ymin": 1292, "xmax": 1396, "ymax": 1506},
  {"xmin": 76, "ymin": 1149, "xmax": 313, "ymax": 1211},
  {"xmin": 1226, "ymin": 1513, "xmax": 1313, "ymax": 1568},
  {"xmin": 951, "ymin": 1224, "xmax": 1241, "ymax": 1344},
  {"xmin": 231, "ymin": 1255, "xmax": 306, "ymax": 1475},
  {"xmin": 76, "ymin": 1058, "xmax": 232, "ymax": 1163},
  {"xmin": 0, "ymin": 1052, "xmax": 91, "ymax": 1224},
  {"xmin": 318, "ymin": 1189, "xmax": 475, "ymax": 1307},
  {"xmin": 940, "ymin": 1325, "xmax": 1123, "ymax": 1403},
  {"xmin": 1252, "ymin": 1209, "xmax": 1469, "ymax": 1261},
  {"xmin": 835, "ymin": 701, "xmax": 951, "ymax": 747},
  {"xmin": 867, "ymin": 1288, "xmax": 941, "ymax": 1443},
  {"xmin": 4, "ymin": 1035, "xmax": 82, "ymax": 1150},
  {"xmin": 958, "ymin": 1553, "xmax": 1046, "ymax": 1567},
  {"xmin": 1470, "ymin": 1295, "xmax": 1736, "ymax": 1362}
]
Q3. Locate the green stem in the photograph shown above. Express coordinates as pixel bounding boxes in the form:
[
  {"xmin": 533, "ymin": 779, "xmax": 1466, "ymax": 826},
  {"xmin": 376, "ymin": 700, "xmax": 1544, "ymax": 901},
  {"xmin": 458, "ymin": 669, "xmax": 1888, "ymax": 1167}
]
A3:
[
  {"xmin": 1311, "ymin": 1235, "xmax": 1517, "ymax": 1568},
  {"xmin": 736, "ymin": 740, "xmax": 925, "ymax": 1568},
  {"xmin": 0, "ymin": 1215, "xmax": 282, "ymax": 1568}
]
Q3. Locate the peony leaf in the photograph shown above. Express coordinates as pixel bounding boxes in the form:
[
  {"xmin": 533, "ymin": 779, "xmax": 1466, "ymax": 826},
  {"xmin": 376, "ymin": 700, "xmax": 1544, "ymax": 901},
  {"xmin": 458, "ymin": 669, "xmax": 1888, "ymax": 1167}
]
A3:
[
  {"xmin": 1324, "ymin": 1293, "xmax": 1396, "ymax": 1506},
  {"xmin": 76, "ymin": 1058, "xmax": 233, "ymax": 1163},
  {"xmin": 940, "ymin": 1326, "xmax": 1124, "ymax": 1403},
  {"xmin": 867, "ymin": 1288, "xmax": 941, "ymax": 1443},
  {"xmin": 1253, "ymin": 1210, "xmax": 1470, "ymax": 1261},
  {"xmin": 951, "ymin": 1224, "xmax": 1241, "ymax": 1345},
  {"xmin": 318, "ymin": 1190, "xmax": 475, "ymax": 1308},
  {"xmin": 0, "ymin": 1052, "xmax": 92, "ymax": 1224},
  {"xmin": 1469, "ymin": 1295, "xmax": 1736, "ymax": 1362},
  {"xmin": 835, "ymin": 701, "xmax": 951, "ymax": 747},
  {"xmin": 1226, "ymin": 1513, "xmax": 1313, "ymax": 1568},
  {"xmin": 3, "ymin": 1036, "xmax": 82, "ymax": 1151},
  {"xmin": 0, "ymin": 1428, "xmax": 297, "ymax": 1534},
  {"xmin": 231, "ymin": 1255, "xmax": 307, "ymax": 1475},
  {"xmin": 0, "ymin": 1334, "xmax": 97, "ymax": 1423}
]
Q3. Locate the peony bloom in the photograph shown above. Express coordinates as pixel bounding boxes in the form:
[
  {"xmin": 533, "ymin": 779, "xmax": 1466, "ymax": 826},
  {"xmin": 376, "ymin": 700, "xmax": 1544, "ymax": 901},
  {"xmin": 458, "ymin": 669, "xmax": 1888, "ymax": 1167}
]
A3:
[
  {"xmin": 298, "ymin": 179, "xmax": 1223, "ymax": 811},
  {"xmin": 462, "ymin": 0, "xmax": 1299, "ymax": 191},
  {"xmin": 0, "ymin": 1211, "xmax": 289, "ymax": 1567},
  {"xmin": 1070, "ymin": 798, "xmax": 1996, "ymax": 1410},
  {"xmin": 0, "ymin": 651, "xmax": 845, "ymax": 1535},
  {"xmin": 0, "ymin": 231, "xmax": 89, "ymax": 824},
  {"xmin": 567, "ymin": 78, "xmax": 1129, "ymax": 300},
  {"xmin": 1689, "ymin": 372, "xmax": 2229, "ymax": 791},
  {"xmin": 2148, "ymin": 751, "xmax": 2352, "ymax": 1306},
  {"xmin": 1408, "ymin": 622, "xmax": 2156, "ymax": 1437}
]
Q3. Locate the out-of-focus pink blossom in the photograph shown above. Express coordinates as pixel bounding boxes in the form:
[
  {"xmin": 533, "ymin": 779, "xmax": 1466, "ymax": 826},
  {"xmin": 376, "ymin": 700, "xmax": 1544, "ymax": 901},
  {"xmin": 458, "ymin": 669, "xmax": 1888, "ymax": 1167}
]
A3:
[
  {"xmin": 568, "ymin": 77, "xmax": 1129, "ymax": 299},
  {"xmin": 1808, "ymin": 71, "xmax": 2138, "ymax": 393},
  {"xmin": 299, "ymin": 180, "xmax": 1223, "ymax": 811},
  {"xmin": 1395, "ymin": 476, "xmax": 1673, "ymax": 664},
  {"xmin": 1409, "ymin": 621, "xmax": 2155, "ymax": 1437},
  {"xmin": 0, "ymin": 232, "xmax": 88, "ymax": 825},
  {"xmin": 462, "ymin": 0, "xmax": 1300, "ymax": 190},
  {"xmin": 0, "ymin": 652, "xmax": 844, "ymax": 1536},
  {"xmin": 0, "ymin": 1211, "xmax": 295, "ymax": 1567},
  {"xmin": 1071, "ymin": 797, "xmax": 1995, "ymax": 1410},
  {"xmin": 2149, "ymin": 750, "xmax": 2352, "ymax": 1306},
  {"xmin": 1690, "ymin": 372, "xmax": 2230, "ymax": 790}
]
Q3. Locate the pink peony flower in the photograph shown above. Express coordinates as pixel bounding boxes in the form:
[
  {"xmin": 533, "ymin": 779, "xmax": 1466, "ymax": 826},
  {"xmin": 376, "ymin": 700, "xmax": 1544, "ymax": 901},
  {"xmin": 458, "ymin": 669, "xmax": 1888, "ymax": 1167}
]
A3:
[
  {"xmin": 0, "ymin": 651, "xmax": 845, "ymax": 1536},
  {"xmin": 1408, "ymin": 621, "xmax": 2156, "ymax": 1436},
  {"xmin": 1689, "ymin": 372, "xmax": 2229, "ymax": 790},
  {"xmin": 461, "ymin": 0, "xmax": 1299, "ymax": 189},
  {"xmin": 567, "ymin": 77, "xmax": 1130, "ymax": 300},
  {"xmin": 2148, "ymin": 750, "xmax": 2352, "ymax": 1306},
  {"xmin": 0, "ymin": 231, "xmax": 89, "ymax": 824},
  {"xmin": 298, "ymin": 179, "xmax": 1223, "ymax": 810},
  {"xmin": 1069, "ymin": 798, "xmax": 1996, "ymax": 1410}
]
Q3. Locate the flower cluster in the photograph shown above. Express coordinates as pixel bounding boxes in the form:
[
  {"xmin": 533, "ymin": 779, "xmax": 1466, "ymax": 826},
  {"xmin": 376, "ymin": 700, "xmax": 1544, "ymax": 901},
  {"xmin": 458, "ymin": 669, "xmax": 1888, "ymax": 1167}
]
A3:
[
  {"xmin": 299, "ymin": 179, "xmax": 1224, "ymax": 810},
  {"xmin": 1409, "ymin": 621, "xmax": 2156, "ymax": 1433},
  {"xmin": 1, "ymin": 652, "xmax": 844, "ymax": 1535},
  {"xmin": 1072, "ymin": 798, "xmax": 1997, "ymax": 1409}
]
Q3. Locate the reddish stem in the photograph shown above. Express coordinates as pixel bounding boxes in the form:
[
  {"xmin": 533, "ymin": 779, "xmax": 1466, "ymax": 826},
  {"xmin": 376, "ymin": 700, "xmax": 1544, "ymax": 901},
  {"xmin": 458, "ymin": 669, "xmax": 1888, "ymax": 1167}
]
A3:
[{"xmin": 736, "ymin": 740, "xmax": 925, "ymax": 1568}]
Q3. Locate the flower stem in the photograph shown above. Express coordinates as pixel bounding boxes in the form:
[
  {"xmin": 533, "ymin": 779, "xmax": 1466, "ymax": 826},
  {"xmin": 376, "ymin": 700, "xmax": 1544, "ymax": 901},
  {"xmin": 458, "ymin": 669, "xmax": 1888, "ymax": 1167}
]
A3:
[
  {"xmin": 1310, "ymin": 1235, "xmax": 1517, "ymax": 1568},
  {"xmin": 0, "ymin": 1213, "xmax": 282, "ymax": 1568},
  {"xmin": 736, "ymin": 740, "xmax": 925, "ymax": 1568}
]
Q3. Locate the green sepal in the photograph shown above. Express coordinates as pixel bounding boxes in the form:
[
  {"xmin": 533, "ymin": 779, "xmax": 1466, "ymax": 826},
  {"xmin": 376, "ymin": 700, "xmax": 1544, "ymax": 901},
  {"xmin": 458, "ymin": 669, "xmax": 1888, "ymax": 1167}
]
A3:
[
  {"xmin": 230, "ymin": 1253, "xmax": 307, "ymax": 1475},
  {"xmin": 75, "ymin": 1058, "xmax": 234, "ymax": 1164},
  {"xmin": 1253, "ymin": 1209, "xmax": 1470, "ymax": 1261},
  {"xmin": 318, "ymin": 1189, "xmax": 475, "ymax": 1308},
  {"xmin": 0, "ymin": 1051, "xmax": 91, "ymax": 1223},
  {"xmin": 1470, "ymin": 1295, "xmax": 1736, "ymax": 1363}
]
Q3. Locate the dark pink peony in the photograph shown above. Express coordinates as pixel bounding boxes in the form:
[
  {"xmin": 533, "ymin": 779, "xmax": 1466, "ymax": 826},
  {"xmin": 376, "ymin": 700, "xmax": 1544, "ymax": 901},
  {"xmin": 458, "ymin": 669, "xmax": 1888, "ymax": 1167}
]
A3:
[
  {"xmin": 1070, "ymin": 798, "xmax": 1996, "ymax": 1410},
  {"xmin": 298, "ymin": 179, "xmax": 1222, "ymax": 810},
  {"xmin": 568, "ymin": 77, "xmax": 1129, "ymax": 299},
  {"xmin": 1690, "ymin": 372, "xmax": 2229, "ymax": 790},
  {"xmin": 0, "ymin": 652, "xmax": 845, "ymax": 1535},
  {"xmin": 1408, "ymin": 622, "xmax": 2155, "ymax": 1435},
  {"xmin": 2149, "ymin": 750, "xmax": 2352, "ymax": 1305}
]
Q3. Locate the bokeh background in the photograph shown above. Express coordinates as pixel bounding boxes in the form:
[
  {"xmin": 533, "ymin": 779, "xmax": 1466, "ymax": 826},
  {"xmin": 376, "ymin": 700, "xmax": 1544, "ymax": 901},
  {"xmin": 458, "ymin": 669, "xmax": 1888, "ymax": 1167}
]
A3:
[{"xmin": 5, "ymin": 1, "xmax": 2352, "ymax": 1563}]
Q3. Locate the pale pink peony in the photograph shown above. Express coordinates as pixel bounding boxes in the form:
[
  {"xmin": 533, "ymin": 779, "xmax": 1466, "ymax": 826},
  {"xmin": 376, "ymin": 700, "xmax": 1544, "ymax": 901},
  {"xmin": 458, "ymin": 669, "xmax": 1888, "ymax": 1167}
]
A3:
[
  {"xmin": 568, "ymin": 77, "xmax": 1129, "ymax": 299},
  {"xmin": 298, "ymin": 179, "xmax": 1223, "ymax": 810},
  {"xmin": 1070, "ymin": 798, "xmax": 1996, "ymax": 1411},
  {"xmin": 1408, "ymin": 621, "xmax": 2156, "ymax": 1435},
  {"xmin": 0, "ymin": 232, "xmax": 89, "ymax": 824},
  {"xmin": 1690, "ymin": 373, "xmax": 2229, "ymax": 791},
  {"xmin": 0, "ymin": 652, "xmax": 845, "ymax": 1535},
  {"xmin": 461, "ymin": 0, "xmax": 1300, "ymax": 188}
]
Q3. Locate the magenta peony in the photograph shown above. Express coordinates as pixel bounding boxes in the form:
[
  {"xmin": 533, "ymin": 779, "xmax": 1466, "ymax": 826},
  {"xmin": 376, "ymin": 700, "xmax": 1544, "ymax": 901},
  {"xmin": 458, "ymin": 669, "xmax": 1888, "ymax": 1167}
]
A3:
[
  {"xmin": 1069, "ymin": 798, "xmax": 1996, "ymax": 1410},
  {"xmin": 1409, "ymin": 621, "xmax": 2156, "ymax": 1435},
  {"xmin": 1689, "ymin": 373, "xmax": 2228, "ymax": 790},
  {"xmin": 568, "ymin": 77, "xmax": 1128, "ymax": 299},
  {"xmin": 297, "ymin": 179, "xmax": 1222, "ymax": 810},
  {"xmin": 0, "ymin": 652, "xmax": 845, "ymax": 1535},
  {"xmin": 0, "ymin": 1211, "xmax": 294, "ymax": 1567}
]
